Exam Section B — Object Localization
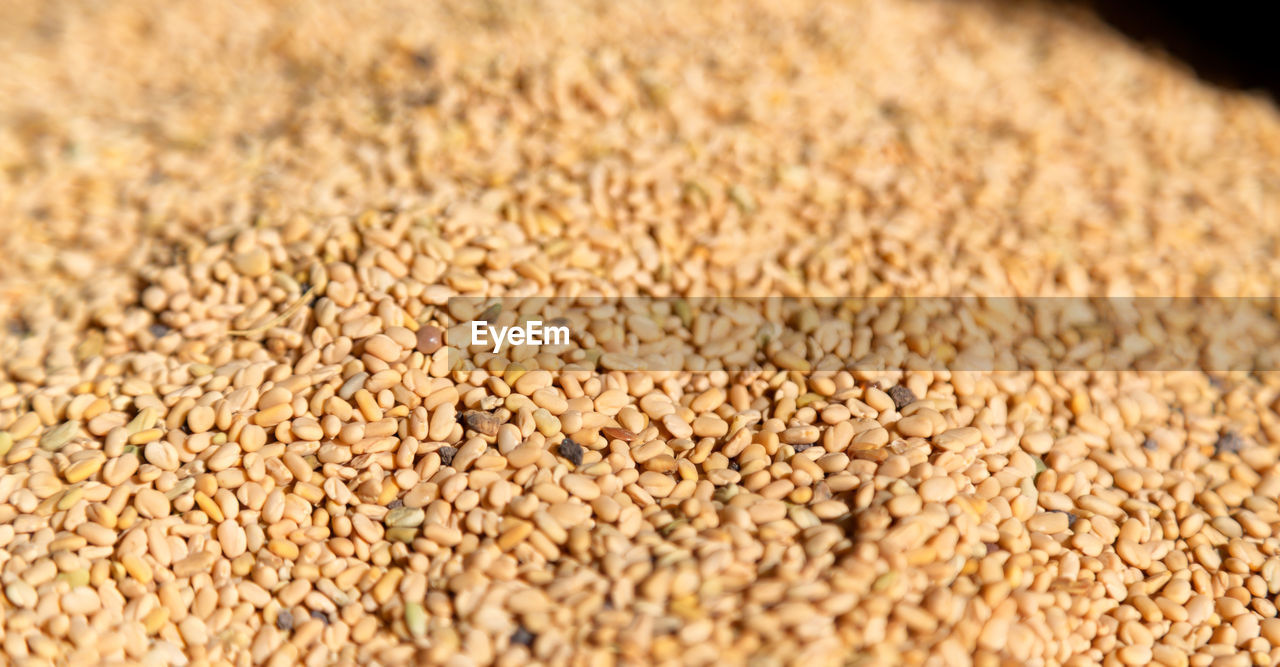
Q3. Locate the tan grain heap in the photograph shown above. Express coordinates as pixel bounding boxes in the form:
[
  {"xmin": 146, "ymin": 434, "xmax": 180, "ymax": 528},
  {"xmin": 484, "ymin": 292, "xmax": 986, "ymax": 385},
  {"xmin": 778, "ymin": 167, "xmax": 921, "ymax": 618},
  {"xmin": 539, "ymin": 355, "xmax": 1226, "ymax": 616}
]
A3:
[{"xmin": 3, "ymin": 0, "xmax": 1280, "ymax": 665}]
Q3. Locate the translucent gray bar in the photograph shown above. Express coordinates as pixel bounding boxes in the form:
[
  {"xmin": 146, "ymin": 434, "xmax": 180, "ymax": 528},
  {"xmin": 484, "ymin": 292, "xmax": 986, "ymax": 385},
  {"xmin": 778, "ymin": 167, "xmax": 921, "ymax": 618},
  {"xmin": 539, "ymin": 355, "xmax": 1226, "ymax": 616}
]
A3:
[{"xmin": 436, "ymin": 297, "xmax": 1280, "ymax": 372}]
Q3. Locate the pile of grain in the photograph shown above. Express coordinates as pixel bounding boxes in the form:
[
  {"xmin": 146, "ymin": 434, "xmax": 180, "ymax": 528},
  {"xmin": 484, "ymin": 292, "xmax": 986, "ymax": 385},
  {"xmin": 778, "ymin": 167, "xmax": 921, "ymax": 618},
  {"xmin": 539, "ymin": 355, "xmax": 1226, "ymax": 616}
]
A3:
[{"xmin": 3, "ymin": 0, "xmax": 1280, "ymax": 664}]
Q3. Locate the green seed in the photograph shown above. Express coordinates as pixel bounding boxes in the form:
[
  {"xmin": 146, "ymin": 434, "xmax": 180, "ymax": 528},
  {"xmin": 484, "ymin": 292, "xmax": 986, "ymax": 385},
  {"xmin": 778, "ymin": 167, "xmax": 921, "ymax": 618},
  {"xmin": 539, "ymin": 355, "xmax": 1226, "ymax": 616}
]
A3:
[
  {"xmin": 385, "ymin": 507, "xmax": 425, "ymax": 528},
  {"xmin": 126, "ymin": 408, "xmax": 156, "ymax": 435},
  {"xmin": 165, "ymin": 478, "xmax": 195, "ymax": 500},
  {"xmin": 40, "ymin": 421, "xmax": 80, "ymax": 451},
  {"xmin": 404, "ymin": 602, "xmax": 427, "ymax": 637},
  {"xmin": 386, "ymin": 527, "xmax": 417, "ymax": 543},
  {"xmin": 673, "ymin": 299, "xmax": 693, "ymax": 329},
  {"xmin": 872, "ymin": 572, "xmax": 898, "ymax": 592},
  {"xmin": 477, "ymin": 303, "xmax": 502, "ymax": 323},
  {"xmin": 58, "ymin": 568, "xmax": 91, "ymax": 587},
  {"xmin": 795, "ymin": 392, "xmax": 823, "ymax": 408}
]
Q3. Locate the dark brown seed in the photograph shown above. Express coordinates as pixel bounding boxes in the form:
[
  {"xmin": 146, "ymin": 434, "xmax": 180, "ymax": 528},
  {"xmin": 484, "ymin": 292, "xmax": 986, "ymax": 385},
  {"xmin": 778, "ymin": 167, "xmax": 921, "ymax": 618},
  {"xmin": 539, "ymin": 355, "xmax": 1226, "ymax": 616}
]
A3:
[
  {"xmin": 511, "ymin": 626, "xmax": 535, "ymax": 646},
  {"xmin": 411, "ymin": 46, "xmax": 436, "ymax": 70},
  {"xmin": 557, "ymin": 439, "xmax": 583, "ymax": 467},
  {"xmin": 416, "ymin": 325, "xmax": 443, "ymax": 355},
  {"xmin": 1214, "ymin": 431, "xmax": 1245, "ymax": 456},
  {"xmin": 601, "ymin": 427, "xmax": 635, "ymax": 442},
  {"xmin": 276, "ymin": 610, "xmax": 294, "ymax": 631},
  {"xmin": 887, "ymin": 385, "xmax": 916, "ymax": 410},
  {"xmin": 438, "ymin": 446, "xmax": 457, "ymax": 467},
  {"xmin": 464, "ymin": 410, "xmax": 501, "ymax": 437}
]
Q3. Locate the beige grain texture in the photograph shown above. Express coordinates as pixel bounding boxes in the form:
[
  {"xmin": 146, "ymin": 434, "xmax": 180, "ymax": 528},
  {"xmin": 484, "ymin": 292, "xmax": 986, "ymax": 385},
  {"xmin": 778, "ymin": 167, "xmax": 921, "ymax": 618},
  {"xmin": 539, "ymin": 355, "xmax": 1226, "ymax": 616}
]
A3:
[{"xmin": 3, "ymin": 0, "xmax": 1280, "ymax": 665}]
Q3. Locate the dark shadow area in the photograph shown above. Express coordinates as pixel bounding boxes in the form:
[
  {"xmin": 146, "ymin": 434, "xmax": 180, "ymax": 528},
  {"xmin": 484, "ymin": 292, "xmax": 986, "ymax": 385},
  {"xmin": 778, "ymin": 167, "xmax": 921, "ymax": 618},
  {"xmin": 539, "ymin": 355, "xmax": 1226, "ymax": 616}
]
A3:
[{"xmin": 1057, "ymin": 0, "xmax": 1280, "ymax": 100}]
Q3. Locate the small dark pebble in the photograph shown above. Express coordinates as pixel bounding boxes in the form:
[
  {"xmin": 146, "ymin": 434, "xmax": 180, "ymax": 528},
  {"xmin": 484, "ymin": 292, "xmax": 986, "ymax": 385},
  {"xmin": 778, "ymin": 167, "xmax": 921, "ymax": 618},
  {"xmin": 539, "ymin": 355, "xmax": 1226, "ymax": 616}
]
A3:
[
  {"xmin": 310, "ymin": 610, "xmax": 330, "ymax": 624},
  {"xmin": 412, "ymin": 46, "xmax": 436, "ymax": 70},
  {"xmin": 792, "ymin": 442, "xmax": 816, "ymax": 452},
  {"xmin": 1142, "ymin": 437, "xmax": 1158, "ymax": 451},
  {"xmin": 438, "ymin": 446, "xmax": 458, "ymax": 467},
  {"xmin": 728, "ymin": 458, "xmax": 740, "ymax": 472},
  {"xmin": 464, "ymin": 410, "xmax": 502, "ymax": 437},
  {"xmin": 511, "ymin": 626, "xmax": 535, "ymax": 646},
  {"xmin": 1051, "ymin": 510, "xmax": 1079, "ymax": 528},
  {"xmin": 558, "ymin": 439, "xmax": 584, "ymax": 467},
  {"xmin": 148, "ymin": 323, "xmax": 171, "ymax": 338},
  {"xmin": 409, "ymin": 87, "xmax": 442, "ymax": 107},
  {"xmin": 387, "ymin": 498, "xmax": 404, "ymax": 510},
  {"xmin": 1215, "ymin": 431, "xmax": 1245, "ymax": 456},
  {"xmin": 983, "ymin": 541, "xmax": 999, "ymax": 555},
  {"xmin": 887, "ymin": 385, "xmax": 916, "ymax": 410},
  {"xmin": 300, "ymin": 282, "xmax": 319, "ymax": 307},
  {"xmin": 276, "ymin": 610, "xmax": 294, "ymax": 631}
]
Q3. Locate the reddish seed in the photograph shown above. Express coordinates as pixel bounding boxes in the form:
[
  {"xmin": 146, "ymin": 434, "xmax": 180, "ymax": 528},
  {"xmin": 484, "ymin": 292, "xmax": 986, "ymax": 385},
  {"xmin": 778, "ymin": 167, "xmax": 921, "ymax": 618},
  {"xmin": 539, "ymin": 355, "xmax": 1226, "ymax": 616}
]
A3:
[
  {"xmin": 601, "ymin": 427, "xmax": 636, "ymax": 442},
  {"xmin": 416, "ymin": 325, "xmax": 443, "ymax": 355}
]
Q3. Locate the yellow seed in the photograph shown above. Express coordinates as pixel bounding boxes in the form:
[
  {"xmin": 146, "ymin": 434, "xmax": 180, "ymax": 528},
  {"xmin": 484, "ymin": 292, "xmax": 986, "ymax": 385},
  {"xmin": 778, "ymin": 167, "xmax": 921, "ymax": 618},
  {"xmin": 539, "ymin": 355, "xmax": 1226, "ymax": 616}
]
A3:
[
  {"xmin": 121, "ymin": 554, "xmax": 153, "ymax": 584},
  {"xmin": 295, "ymin": 482, "xmax": 325, "ymax": 505},
  {"xmin": 56, "ymin": 487, "xmax": 83, "ymax": 511},
  {"xmin": 231, "ymin": 554, "xmax": 254, "ymax": 577},
  {"xmin": 143, "ymin": 606, "xmax": 169, "ymax": 634},
  {"xmin": 498, "ymin": 519, "xmax": 534, "ymax": 551},
  {"xmin": 64, "ymin": 457, "xmax": 103, "ymax": 483},
  {"xmin": 128, "ymin": 428, "xmax": 164, "ymax": 445},
  {"xmin": 503, "ymin": 363, "xmax": 527, "ymax": 387},
  {"xmin": 253, "ymin": 403, "xmax": 293, "ymax": 427},
  {"xmin": 354, "ymin": 389, "xmax": 383, "ymax": 422},
  {"xmin": 83, "ymin": 397, "xmax": 110, "ymax": 420},
  {"xmin": 372, "ymin": 568, "xmax": 403, "ymax": 604},
  {"xmin": 48, "ymin": 534, "xmax": 86, "ymax": 552},
  {"xmin": 194, "ymin": 491, "xmax": 225, "ymax": 522},
  {"xmin": 268, "ymin": 539, "xmax": 300, "ymax": 560}
]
